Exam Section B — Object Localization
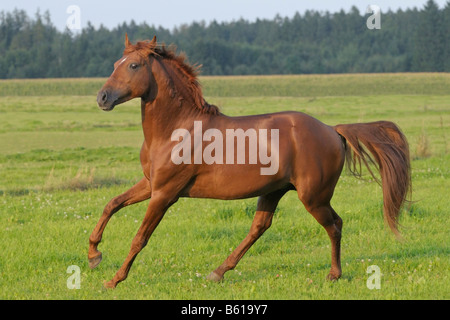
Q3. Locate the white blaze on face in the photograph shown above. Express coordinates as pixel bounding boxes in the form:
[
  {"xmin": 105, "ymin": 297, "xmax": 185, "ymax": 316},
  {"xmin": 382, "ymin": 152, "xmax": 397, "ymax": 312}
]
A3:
[
  {"xmin": 111, "ymin": 57, "xmax": 128, "ymax": 77},
  {"xmin": 118, "ymin": 57, "xmax": 128, "ymax": 67}
]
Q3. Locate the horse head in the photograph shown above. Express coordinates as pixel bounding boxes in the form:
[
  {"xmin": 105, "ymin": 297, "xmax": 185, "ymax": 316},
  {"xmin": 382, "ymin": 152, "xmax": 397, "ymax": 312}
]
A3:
[{"xmin": 97, "ymin": 34, "xmax": 157, "ymax": 111}]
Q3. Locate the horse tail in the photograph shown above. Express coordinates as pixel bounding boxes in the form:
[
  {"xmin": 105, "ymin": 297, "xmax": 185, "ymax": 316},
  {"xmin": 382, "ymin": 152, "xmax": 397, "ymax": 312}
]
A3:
[{"xmin": 334, "ymin": 121, "xmax": 411, "ymax": 237}]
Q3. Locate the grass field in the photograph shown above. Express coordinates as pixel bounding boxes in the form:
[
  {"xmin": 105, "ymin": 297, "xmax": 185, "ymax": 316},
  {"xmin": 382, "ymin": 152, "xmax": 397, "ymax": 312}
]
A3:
[{"xmin": 0, "ymin": 73, "xmax": 449, "ymax": 300}]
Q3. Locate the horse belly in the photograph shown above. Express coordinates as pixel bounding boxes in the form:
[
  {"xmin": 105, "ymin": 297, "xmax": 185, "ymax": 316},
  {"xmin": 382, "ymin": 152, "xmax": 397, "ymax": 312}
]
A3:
[{"xmin": 182, "ymin": 166, "xmax": 289, "ymax": 200}]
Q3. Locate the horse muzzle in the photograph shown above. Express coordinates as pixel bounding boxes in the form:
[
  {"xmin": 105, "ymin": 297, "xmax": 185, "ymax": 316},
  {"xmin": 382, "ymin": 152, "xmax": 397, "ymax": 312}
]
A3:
[{"xmin": 97, "ymin": 89, "xmax": 117, "ymax": 111}]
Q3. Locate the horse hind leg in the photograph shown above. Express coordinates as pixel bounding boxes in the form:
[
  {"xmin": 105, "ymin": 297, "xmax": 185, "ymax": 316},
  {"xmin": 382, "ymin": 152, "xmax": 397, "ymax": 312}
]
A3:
[
  {"xmin": 207, "ymin": 188, "xmax": 288, "ymax": 282},
  {"xmin": 304, "ymin": 201, "xmax": 343, "ymax": 280},
  {"xmin": 295, "ymin": 144, "xmax": 344, "ymax": 280}
]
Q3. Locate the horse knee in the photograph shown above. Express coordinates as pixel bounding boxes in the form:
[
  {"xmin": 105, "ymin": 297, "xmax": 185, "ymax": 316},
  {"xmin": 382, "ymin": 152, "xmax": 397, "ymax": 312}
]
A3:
[
  {"xmin": 249, "ymin": 224, "xmax": 266, "ymax": 240},
  {"xmin": 249, "ymin": 214, "xmax": 272, "ymax": 240},
  {"xmin": 130, "ymin": 236, "xmax": 148, "ymax": 253},
  {"xmin": 104, "ymin": 196, "xmax": 124, "ymax": 215}
]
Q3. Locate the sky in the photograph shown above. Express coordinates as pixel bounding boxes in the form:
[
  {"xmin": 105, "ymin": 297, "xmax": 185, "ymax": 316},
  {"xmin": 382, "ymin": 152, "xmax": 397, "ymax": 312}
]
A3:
[{"xmin": 1, "ymin": 0, "xmax": 448, "ymax": 31}]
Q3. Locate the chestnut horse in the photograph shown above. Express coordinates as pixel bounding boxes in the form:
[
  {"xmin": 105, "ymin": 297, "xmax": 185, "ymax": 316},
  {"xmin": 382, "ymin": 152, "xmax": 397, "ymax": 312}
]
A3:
[{"xmin": 88, "ymin": 35, "xmax": 411, "ymax": 289}]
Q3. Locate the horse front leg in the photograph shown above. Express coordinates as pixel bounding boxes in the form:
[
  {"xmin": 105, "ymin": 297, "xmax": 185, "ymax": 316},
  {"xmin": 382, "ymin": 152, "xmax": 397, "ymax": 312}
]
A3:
[
  {"xmin": 104, "ymin": 192, "xmax": 177, "ymax": 289},
  {"xmin": 88, "ymin": 177, "xmax": 151, "ymax": 269}
]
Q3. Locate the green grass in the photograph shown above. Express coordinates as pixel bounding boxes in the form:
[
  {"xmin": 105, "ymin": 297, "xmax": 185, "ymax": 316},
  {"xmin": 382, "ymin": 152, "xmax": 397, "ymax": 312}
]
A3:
[{"xmin": 0, "ymin": 74, "xmax": 449, "ymax": 300}]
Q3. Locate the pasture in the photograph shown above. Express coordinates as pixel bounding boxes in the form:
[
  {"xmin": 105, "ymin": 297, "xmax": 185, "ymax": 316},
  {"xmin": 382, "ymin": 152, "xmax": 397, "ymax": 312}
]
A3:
[{"xmin": 0, "ymin": 73, "xmax": 448, "ymax": 300}]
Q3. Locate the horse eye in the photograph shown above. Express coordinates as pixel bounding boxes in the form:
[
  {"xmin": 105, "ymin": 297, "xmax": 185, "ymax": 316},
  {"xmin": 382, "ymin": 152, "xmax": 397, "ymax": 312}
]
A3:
[{"xmin": 129, "ymin": 63, "xmax": 139, "ymax": 70}]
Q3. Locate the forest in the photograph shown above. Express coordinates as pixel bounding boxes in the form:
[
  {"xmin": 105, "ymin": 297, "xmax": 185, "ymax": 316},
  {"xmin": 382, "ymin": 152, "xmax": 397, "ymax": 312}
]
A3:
[{"xmin": 0, "ymin": 0, "xmax": 449, "ymax": 78}]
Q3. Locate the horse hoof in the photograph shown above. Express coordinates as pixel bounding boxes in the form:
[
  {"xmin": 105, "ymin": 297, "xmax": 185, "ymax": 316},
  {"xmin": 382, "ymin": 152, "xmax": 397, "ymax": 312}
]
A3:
[
  {"xmin": 103, "ymin": 280, "xmax": 117, "ymax": 289},
  {"xmin": 326, "ymin": 272, "xmax": 341, "ymax": 281},
  {"xmin": 88, "ymin": 252, "xmax": 102, "ymax": 269},
  {"xmin": 206, "ymin": 271, "xmax": 223, "ymax": 282}
]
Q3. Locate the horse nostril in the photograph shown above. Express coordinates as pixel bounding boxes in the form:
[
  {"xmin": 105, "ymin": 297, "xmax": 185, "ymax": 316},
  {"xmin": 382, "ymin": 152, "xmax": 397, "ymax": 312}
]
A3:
[
  {"xmin": 101, "ymin": 91, "xmax": 108, "ymax": 102},
  {"xmin": 97, "ymin": 90, "xmax": 109, "ymax": 107}
]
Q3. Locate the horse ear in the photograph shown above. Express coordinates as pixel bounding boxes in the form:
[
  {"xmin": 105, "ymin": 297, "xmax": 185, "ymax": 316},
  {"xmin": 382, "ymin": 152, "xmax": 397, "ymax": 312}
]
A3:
[
  {"xmin": 150, "ymin": 36, "xmax": 157, "ymax": 45},
  {"xmin": 125, "ymin": 33, "xmax": 132, "ymax": 48}
]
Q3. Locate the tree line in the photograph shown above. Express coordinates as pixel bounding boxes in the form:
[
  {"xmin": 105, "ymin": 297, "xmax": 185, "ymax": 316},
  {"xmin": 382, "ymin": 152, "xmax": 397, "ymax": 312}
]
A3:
[{"xmin": 0, "ymin": 0, "xmax": 449, "ymax": 78}]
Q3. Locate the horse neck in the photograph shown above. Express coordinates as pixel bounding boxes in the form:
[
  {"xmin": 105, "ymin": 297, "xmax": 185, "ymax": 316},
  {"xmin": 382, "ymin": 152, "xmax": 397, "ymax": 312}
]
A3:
[{"xmin": 141, "ymin": 58, "xmax": 212, "ymax": 143}]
